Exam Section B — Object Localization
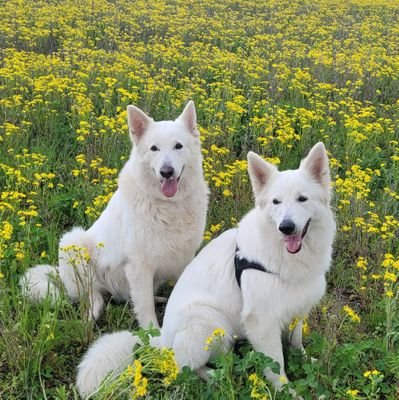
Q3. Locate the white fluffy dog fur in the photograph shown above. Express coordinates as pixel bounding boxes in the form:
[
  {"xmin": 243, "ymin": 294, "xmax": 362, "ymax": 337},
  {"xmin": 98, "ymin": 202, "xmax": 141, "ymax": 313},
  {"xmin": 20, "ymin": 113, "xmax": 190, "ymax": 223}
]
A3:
[
  {"xmin": 76, "ymin": 142, "xmax": 335, "ymax": 397},
  {"xmin": 20, "ymin": 101, "xmax": 208, "ymax": 328}
]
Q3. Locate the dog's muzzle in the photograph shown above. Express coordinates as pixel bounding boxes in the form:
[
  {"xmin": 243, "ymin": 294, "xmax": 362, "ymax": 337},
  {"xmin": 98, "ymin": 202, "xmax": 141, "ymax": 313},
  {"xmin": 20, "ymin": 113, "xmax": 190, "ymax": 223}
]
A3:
[
  {"xmin": 281, "ymin": 218, "xmax": 311, "ymax": 254},
  {"xmin": 159, "ymin": 166, "xmax": 183, "ymax": 198}
]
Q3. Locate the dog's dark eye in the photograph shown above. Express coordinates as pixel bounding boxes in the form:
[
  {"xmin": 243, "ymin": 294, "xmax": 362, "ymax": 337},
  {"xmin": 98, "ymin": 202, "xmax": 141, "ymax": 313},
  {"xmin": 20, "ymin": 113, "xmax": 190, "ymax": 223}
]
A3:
[
  {"xmin": 150, "ymin": 145, "xmax": 159, "ymax": 152},
  {"xmin": 272, "ymin": 199, "xmax": 281, "ymax": 205},
  {"xmin": 175, "ymin": 142, "xmax": 183, "ymax": 150},
  {"xmin": 298, "ymin": 195, "xmax": 308, "ymax": 202}
]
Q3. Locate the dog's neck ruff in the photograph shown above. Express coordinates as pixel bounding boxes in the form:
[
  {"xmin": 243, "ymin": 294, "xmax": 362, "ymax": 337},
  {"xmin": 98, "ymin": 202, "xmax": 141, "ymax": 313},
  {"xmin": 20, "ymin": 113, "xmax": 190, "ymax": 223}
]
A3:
[{"xmin": 234, "ymin": 247, "xmax": 278, "ymax": 288}]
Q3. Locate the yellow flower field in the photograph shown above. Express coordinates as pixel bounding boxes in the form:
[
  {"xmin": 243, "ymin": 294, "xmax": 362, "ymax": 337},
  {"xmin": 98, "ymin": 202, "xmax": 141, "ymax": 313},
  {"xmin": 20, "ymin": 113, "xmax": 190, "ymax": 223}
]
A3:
[{"xmin": 0, "ymin": 0, "xmax": 398, "ymax": 398}]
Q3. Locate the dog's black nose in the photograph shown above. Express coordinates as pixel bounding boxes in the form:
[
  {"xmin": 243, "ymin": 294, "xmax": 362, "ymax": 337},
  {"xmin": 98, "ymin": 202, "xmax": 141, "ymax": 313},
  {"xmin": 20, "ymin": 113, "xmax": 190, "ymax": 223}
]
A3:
[
  {"xmin": 279, "ymin": 220, "xmax": 296, "ymax": 235},
  {"xmin": 160, "ymin": 165, "xmax": 174, "ymax": 179}
]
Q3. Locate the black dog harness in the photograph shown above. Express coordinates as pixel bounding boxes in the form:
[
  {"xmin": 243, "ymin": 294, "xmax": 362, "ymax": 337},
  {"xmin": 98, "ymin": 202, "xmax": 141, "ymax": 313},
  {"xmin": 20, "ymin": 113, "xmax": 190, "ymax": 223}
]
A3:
[{"xmin": 234, "ymin": 246, "xmax": 278, "ymax": 288}]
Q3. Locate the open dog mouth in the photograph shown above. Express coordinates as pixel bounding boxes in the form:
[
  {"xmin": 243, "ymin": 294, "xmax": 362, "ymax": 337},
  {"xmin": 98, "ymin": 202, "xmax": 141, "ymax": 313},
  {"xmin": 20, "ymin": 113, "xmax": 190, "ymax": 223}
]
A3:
[
  {"xmin": 160, "ymin": 167, "xmax": 184, "ymax": 198},
  {"xmin": 283, "ymin": 219, "xmax": 311, "ymax": 254}
]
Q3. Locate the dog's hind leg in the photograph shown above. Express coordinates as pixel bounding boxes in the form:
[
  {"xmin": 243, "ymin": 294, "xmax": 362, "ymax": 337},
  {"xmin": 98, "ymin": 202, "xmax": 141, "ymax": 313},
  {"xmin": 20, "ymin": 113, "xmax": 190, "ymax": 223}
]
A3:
[
  {"xmin": 172, "ymin": 328, "xmax": 211, "ymax": 372},
  {"xmin": 170, "ymin": 311, "xmax": 233, "ymax": 374}
]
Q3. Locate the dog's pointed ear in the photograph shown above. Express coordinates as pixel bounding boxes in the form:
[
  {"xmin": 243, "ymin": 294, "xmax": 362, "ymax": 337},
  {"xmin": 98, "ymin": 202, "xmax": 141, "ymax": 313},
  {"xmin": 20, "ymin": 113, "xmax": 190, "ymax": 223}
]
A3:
[
  {"xmin": 127, "ymin": 105, "xmax": 153, "ymax": 143},
  {"xmin": 177, "ymin": 101, "xmax": 198, "ymax": 136},
  {"xmin": 247, "ymin": 151, "xmax": 277, "ymax": 197},
  {"xmin": 300, "ymin": 142, "xmax": 330, "ymax": 191}
]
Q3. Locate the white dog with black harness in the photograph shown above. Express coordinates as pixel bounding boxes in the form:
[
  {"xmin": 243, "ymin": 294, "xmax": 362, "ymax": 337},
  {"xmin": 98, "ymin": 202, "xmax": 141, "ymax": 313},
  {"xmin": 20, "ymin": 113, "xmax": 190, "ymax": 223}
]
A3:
[{"xmin": 76, "ymin": 142, "xmax": 335, "ymax": 397}]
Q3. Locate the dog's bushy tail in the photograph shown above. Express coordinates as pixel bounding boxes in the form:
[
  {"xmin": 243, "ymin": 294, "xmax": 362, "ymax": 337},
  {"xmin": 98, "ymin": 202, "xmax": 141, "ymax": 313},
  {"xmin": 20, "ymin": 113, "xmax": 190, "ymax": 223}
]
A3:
[
  {"xmin": 76, "ymin": 331, "xmax": 144, "ymax": 398},
  {"xmin": 19, "ymin": 264, "xmax": 61, "ymax": 301},
  {"xmin": 20, "ymin": 227, "xmax": 93, "ymax": 303}
]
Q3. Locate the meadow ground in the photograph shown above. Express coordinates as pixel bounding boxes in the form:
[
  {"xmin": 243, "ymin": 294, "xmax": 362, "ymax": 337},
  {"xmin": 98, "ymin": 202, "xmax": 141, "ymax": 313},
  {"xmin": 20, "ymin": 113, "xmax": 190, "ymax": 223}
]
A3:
[{"xmin": 0, "ymin": 0, "xmax": 398, "ymax": 398}]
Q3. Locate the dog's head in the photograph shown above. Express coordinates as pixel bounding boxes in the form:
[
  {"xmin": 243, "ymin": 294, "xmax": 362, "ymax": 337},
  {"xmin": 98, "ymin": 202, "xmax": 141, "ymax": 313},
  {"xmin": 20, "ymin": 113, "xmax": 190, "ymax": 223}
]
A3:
[
  {"xmin": 247, "ymin": 143, "xmax": 331, "ymax": 254},
  {"xmin": 127, "ymin": 101, "xmax": 200, "ymax": 199}
]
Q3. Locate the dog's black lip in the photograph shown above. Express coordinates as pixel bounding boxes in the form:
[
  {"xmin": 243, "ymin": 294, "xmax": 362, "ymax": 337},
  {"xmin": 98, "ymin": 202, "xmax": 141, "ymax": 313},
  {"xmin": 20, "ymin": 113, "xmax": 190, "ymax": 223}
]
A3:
[
  {"xmin": 290, "ymin": 246, "xmax": 301, "ymax": 254},
  {"xmin": 283, "ymin": 218, "xmax": 311, "ymax": 254},
  {"xmin": 177, "ymin": 166, "xmax": 184, "ymax": 182},
  {"xmin": 282, "ymin": 218, "xmax": 311, "ymax": 238},
  {"xmin": 159, "ymin": 166, "xmax": 185, "ymax": 183},
  {"xmin": 301, "ymin": 218, "xmax": 311, "ymax": 239}
]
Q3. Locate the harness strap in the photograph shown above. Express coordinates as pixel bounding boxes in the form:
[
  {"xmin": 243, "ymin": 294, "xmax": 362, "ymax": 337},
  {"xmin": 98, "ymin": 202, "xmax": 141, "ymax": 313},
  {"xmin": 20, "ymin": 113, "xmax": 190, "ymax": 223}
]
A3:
[{"xmin": 234, "ymin": 246, "xmax": 277, "ymax": 288}]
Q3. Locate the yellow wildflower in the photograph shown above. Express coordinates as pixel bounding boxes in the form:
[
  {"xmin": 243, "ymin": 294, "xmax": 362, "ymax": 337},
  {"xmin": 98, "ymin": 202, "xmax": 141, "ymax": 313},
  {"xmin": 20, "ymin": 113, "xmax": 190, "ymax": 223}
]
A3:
[
  {"xmin": 355, "ymin": 256, "xmax": 367, "ymax": 270},
  {"xmin": 363, "ymin": 369, "xmax": 380, "ymax": 378},
  {"xmin": 223, "ymin": 189, "xmax": 232, "ymax": 197},
  {"xmin": 384, "ymin": 272, "xmax": 397, "ymax": 282},
  {"xmin": 204, "ymin": 328, "xmax": 225, "ymax": 350},
  {"xmin": 249, "ymin": 373, "xmax": 269, "ymax": 399},
  {"xmin": 0, "ymin": 221, "xmax": 13, "ymax": 240},
  {"xmin": 154, "ymin": 348, "xmax": 179, "ymax": 385},
  {"xmin": 278, "ymin": 375, "xmax": 288, "ymax": 384},
  {"xmin": 346, "ymin": 388, "xmax": 360, "ymax": 397},
  {"xmin": 343, "ymin": 305, "xmax": 361, "ymax": 323}
]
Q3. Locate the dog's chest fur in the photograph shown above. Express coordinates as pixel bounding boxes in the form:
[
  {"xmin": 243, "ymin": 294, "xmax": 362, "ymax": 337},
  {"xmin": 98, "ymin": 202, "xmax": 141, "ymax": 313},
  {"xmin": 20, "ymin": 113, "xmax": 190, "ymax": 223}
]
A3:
[
  {"xmin": 240, "ymin": 271, "xmax": 326, "ymax": 328},
  {"xmin": 129, "ymin": 189, "xmax": 206, "ymax": 277}
]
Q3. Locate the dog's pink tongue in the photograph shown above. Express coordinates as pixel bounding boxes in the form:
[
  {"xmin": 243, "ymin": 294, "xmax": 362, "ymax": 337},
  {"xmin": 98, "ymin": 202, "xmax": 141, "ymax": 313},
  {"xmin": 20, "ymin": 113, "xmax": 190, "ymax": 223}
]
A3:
[
  {"xmin": 161, "ymin": 179, "xmax": 178, "ymax": 198},
  {"xmin": 284, "ymin": 235, "xmax": 302, "ymax": 254}
]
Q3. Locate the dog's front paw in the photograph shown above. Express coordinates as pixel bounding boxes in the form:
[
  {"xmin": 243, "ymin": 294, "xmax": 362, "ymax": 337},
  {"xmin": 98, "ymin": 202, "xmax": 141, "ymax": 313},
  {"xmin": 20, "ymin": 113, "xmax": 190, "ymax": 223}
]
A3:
[
  {"xmin": 275, "ymin": 376, "xmax": 304, "ymax": 400},
  {"xmin": 86, "ymin": 292, "xmax": 104, "ymax": 321},
  {"xmin": 288, "ymin": 387, "xmax": 304, "ymax": 400}
]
